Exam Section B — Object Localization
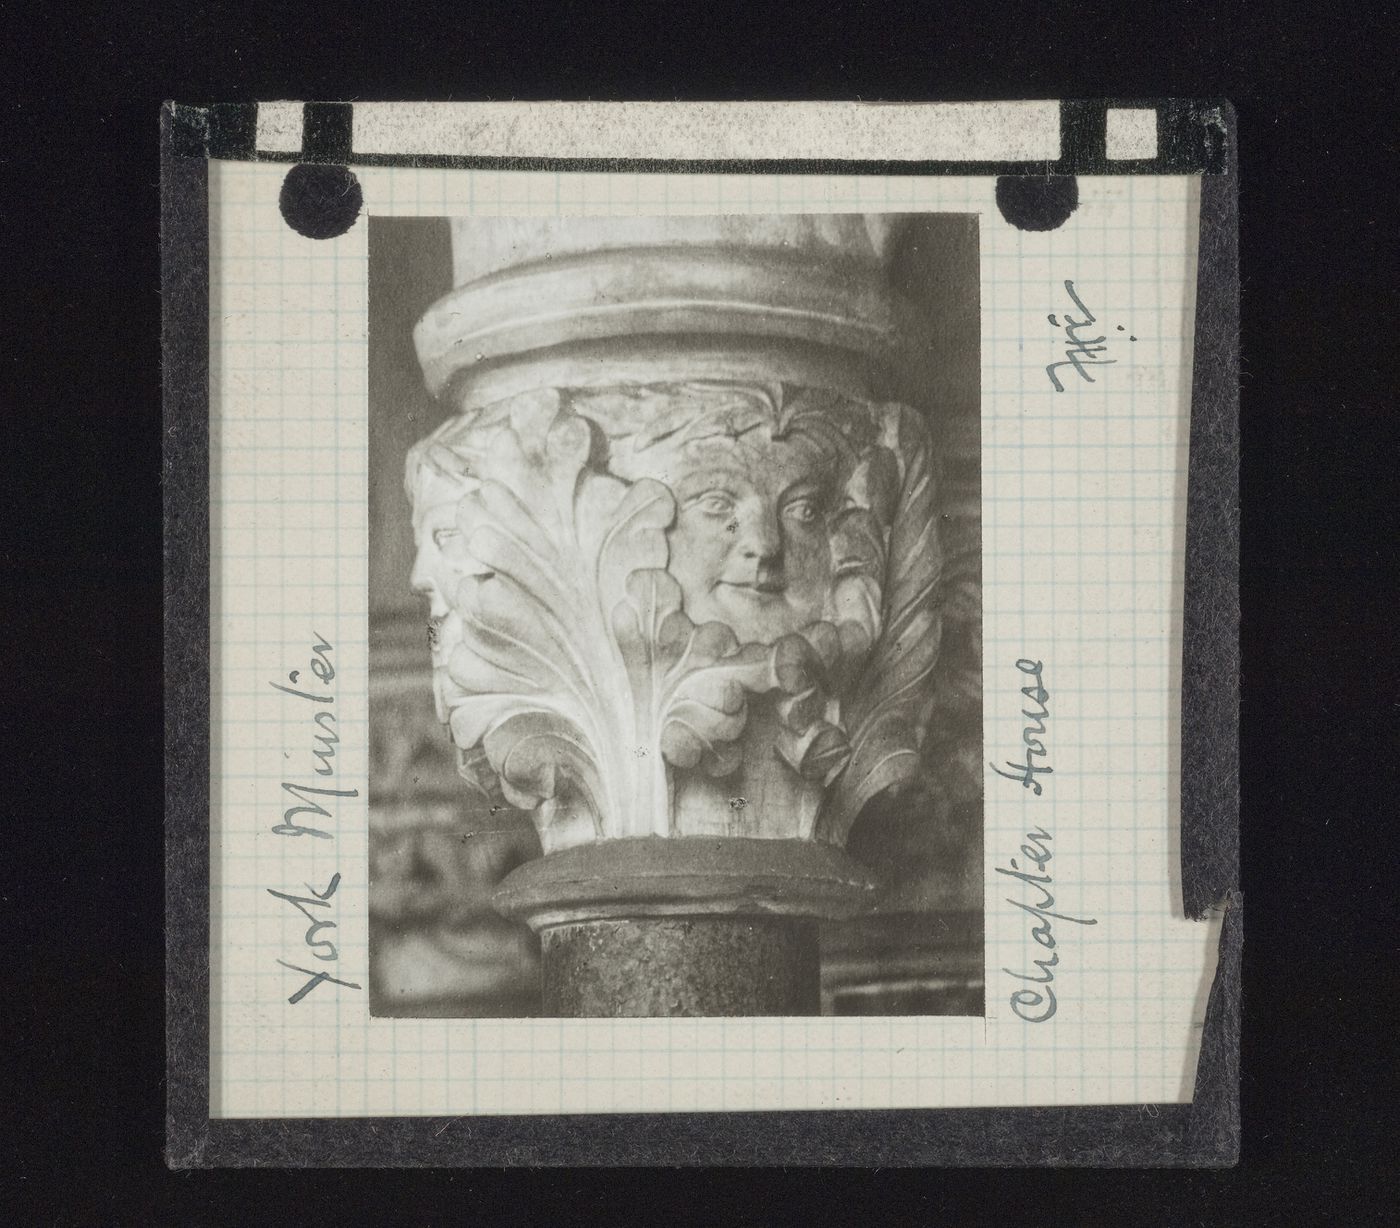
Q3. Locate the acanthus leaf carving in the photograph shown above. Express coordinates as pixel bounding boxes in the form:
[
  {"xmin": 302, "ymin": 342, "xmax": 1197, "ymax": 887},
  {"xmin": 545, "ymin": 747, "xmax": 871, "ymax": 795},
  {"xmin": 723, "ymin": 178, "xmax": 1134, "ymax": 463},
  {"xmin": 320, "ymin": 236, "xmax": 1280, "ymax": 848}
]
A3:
[
  {"xmin": 815, "ymin": 404, "xmax": 943, "ymax": 843},
  {"xmin": 430, "ymin": 389, "xmax": 855, "ymax": 852},
  {"xmin": 406, "ymin": 380, "xmax": 954, "ymax": 855}
]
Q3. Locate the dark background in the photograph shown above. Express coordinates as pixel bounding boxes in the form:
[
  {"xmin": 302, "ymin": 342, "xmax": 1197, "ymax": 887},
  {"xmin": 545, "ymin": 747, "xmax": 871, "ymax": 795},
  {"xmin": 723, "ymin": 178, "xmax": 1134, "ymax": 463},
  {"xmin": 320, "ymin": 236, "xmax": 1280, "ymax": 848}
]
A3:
[{"xmin": 4, "ymin": 0, "xmax": 1393, "ymax": 1222}]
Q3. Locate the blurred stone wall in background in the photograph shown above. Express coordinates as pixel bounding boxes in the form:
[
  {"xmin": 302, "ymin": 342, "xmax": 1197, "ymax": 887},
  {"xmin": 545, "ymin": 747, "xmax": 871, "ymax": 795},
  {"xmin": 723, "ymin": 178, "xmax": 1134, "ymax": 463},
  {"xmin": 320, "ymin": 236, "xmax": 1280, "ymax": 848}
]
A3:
[{"xmin": 368, "ymin": 214, "xmax": 983, "ymax": 1018}]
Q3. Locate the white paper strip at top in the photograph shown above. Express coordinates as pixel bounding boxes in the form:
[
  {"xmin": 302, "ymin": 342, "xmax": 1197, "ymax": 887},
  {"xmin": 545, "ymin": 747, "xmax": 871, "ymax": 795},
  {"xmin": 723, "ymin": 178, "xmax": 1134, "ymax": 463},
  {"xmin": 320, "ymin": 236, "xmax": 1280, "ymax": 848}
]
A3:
[
  {"xmin": 255, "ymin": 101, "xmax": 305, "ymax": 153},
  {"xmin": 350, "ymin": 100, "xmax": 1061, "ymax": 161},
  {"xmin": 1106, "ymin": 107, "xmax": 1160, "ymax": 160}
]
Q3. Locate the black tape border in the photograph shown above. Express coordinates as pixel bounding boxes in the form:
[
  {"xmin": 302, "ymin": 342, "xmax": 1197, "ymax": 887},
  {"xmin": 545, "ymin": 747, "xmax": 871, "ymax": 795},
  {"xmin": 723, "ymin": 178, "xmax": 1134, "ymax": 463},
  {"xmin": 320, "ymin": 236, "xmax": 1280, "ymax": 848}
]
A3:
[
  {"xmin": 179, "ymin": 98, "xmax": 1229, "ymax": 176},
  {"xmin": 162, "ymin": 100, "xmax": 1239, "ymax": 1167}
]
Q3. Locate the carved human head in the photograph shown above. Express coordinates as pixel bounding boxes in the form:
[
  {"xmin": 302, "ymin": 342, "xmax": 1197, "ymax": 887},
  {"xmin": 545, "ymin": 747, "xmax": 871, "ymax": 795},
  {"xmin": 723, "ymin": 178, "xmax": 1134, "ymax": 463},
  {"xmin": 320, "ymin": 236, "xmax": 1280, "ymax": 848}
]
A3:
[{"xmin": 585, "ymin": 383, "xmax": 898, "ymax": 652}]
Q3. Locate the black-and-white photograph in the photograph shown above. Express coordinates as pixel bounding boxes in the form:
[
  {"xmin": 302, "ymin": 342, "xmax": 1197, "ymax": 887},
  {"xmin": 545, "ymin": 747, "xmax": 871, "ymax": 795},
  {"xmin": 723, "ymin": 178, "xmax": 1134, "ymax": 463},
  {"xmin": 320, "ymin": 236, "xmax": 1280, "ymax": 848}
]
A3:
[{"xmin": 367, "ymin": 213, "xmax": 983, "ymax": 1018}]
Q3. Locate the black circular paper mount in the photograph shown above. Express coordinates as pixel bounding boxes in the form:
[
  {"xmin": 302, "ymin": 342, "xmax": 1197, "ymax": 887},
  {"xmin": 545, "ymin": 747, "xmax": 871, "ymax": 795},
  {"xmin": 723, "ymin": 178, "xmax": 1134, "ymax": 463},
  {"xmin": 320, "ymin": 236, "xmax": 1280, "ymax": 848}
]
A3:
[
  {"xmin": 995, "ymin": 175, "xmax": 1080, "ymax": 232},
  {"xmin": 279, "ymin": 164, "xmax": 363, "ymax": 240}
]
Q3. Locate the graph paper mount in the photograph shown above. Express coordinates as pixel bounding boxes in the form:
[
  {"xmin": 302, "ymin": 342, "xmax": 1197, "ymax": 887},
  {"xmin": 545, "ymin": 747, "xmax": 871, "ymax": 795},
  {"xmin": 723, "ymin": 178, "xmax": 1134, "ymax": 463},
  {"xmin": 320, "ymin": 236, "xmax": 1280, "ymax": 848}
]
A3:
[{"xmin": 162, "ymin": 99, "xmax": 1239, "ymax": 1166}]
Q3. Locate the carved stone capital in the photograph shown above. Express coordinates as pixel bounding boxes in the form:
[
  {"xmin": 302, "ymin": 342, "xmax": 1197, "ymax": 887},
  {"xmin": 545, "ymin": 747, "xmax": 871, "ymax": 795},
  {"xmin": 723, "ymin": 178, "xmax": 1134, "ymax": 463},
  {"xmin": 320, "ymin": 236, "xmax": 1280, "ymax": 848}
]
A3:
[
  {"xmin": 404, "ymin": 217, "xmax": 948, "ymax": 1012},
  {"xmin": 406, "ymin": 380, "xmax": 940, "ymax": 858}
]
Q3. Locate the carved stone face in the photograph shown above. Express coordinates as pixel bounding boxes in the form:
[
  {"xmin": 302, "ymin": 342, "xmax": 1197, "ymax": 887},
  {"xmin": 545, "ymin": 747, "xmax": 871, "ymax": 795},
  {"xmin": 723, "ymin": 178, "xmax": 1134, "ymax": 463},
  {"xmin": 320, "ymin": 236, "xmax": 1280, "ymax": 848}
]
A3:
[
  {"xmin": 408, "ymin": 463, "xmax": 482, "ymax": 722},
  {"xmin": 663, "ymin": 430, "xmax": 842, "ymax": 645}
]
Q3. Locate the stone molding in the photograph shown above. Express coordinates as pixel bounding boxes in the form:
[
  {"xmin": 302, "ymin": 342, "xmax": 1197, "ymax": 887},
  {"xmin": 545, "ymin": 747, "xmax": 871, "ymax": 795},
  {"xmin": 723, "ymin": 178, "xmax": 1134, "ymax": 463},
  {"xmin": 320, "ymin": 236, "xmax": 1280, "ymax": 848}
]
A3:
[{"xmin": 492, "ymin": 836, "xmax": 878, "ymax": 931}]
